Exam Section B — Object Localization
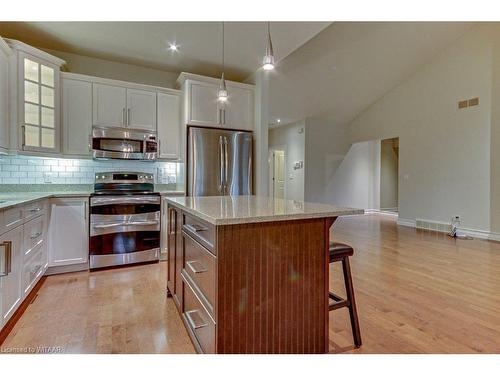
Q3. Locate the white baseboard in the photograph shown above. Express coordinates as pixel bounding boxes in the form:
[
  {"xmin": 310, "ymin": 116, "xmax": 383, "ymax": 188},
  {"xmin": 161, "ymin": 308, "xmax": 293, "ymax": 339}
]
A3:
[
  {"xmin": 365, "ymin": 209, "xmax": 398, "ymax": 217},
  {"xmin": 395, "ymin": 217, "xmax": 500, "ymax": 242}
]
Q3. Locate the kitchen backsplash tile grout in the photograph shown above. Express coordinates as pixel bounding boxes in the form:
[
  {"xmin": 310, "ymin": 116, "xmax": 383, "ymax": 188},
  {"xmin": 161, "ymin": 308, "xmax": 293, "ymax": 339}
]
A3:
[{"xmin": 0, "ymin": 155, "xmax": 184, "ymax": 185}]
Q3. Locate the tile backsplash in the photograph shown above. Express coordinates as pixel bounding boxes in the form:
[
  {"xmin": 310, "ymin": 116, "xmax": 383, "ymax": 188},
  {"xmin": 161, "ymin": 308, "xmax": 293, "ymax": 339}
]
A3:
[{"xmin": 0, "ymin": 155, "xmax": 184, "ymax": 186}]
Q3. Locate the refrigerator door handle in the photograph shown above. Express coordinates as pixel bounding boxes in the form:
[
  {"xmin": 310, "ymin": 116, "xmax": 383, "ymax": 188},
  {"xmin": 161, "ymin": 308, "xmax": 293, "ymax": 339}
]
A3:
[
  {"xmin": 224, "ymin": 136, "xmax": 229, "ymax": 195},
  {"xmin": 219, "ymin": 136, "xmax": 225, "ymax": 193}
]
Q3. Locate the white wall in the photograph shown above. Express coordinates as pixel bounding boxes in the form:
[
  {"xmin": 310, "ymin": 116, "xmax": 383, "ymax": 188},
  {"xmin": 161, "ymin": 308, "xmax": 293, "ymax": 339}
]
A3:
[
  {"xmin": 349, "ymin": 25, "xmax": 493, "ymax": 231},
  {"xmin": 380, "ymin": 138, "xmax": 399, "ymax": 210},
  {"xmin": 304, "ymin": 118, "xmax": 351, "ymax": 204},
  {"xmin": 320, "ymin": 140, "xmax": 380, "ymax": 210},
  {"xmin": 44, "ymin": 49, "xmax": 179, "ymax": 88},
  {"xmin": 269, "ymin": 120, "xmax": 305, "ymax": 201}
]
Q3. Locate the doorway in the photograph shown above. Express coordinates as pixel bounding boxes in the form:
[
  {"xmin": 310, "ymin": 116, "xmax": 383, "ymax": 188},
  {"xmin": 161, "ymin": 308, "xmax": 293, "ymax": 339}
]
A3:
[
  {"xmin": 380, "ymin": 138, "xmax": 399, "ymax": 213},
  {"xmin": 269, "ymin": 149, "xmax": 286, "ymax": 199}
]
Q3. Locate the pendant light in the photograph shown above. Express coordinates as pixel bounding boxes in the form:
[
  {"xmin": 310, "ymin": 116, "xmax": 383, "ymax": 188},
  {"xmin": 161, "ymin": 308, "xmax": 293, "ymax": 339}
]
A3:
[
  {"xmin": 262, "ymin": 21, "xmax": 275, "ymax": 70},
  {"xmin": 218, "ymin": 22, "xmax": 228, "ymax": 102}
]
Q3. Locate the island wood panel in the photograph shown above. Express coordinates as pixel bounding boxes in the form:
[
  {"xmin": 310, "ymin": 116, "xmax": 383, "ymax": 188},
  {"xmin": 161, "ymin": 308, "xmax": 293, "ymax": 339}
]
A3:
[{"xmin": 216, "ymin": 217, "xmax": 335, "ymax": 354}]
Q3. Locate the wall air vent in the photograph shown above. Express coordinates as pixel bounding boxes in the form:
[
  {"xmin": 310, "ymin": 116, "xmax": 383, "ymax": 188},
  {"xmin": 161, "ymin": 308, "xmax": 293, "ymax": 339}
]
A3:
[{"xmin": 415, "ymin": 218, "xmax": 452, "ymax": 234}]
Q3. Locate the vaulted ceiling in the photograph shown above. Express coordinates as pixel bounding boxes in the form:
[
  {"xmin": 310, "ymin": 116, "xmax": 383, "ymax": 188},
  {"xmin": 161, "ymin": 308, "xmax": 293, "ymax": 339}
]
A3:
[
  {"xmin": 0, "ymin": 21, "xmax": 330, "ymax": 81},
  {"xmin": 268, "ymin": 22, "xmax": 475, "ymax": 127}
]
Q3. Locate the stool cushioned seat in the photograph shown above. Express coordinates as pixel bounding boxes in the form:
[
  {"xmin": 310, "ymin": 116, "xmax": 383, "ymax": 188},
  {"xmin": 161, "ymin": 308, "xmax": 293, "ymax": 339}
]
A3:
[{"xmin": 329, "ymin": 242, "xmax": 354, "ymax": 262}]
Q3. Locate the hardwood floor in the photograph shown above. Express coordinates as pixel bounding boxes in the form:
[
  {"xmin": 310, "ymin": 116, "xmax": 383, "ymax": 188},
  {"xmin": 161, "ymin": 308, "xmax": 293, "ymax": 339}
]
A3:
[{"xmin": 2, "ymin": 213, "xmax": 500, "ymax": 353}]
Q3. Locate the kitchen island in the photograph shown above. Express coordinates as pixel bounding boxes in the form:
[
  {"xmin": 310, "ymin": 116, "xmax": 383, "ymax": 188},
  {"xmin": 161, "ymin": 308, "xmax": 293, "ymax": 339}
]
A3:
[{"xmin": 165, "ymin": 195, "xmax": 362, "ymax": 354}]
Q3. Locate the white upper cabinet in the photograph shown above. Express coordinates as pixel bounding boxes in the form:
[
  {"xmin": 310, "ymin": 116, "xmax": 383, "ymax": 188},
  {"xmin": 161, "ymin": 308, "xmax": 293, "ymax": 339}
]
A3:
[
  {"xmin": 223, "ymin": 85, "xmax": 254, "ymax": 131},
  {"xmin": 92, "ymin": 83, "xmax": 127, "ymax": 128},
  {"xmin": 62, "ymin": 76, "xmax": 92, "ymax": 156},
  {"xmin": 93, "ymin": 83, "xmax": 157, "ymax": 131},
  {"xmin": 186, "ymin": 80, "xmax": 220, "ymax": 126},
  {"xmin": 157, "ymin": 91, "xmax": 181, "ymax": 160},
  {"xmin": 9, "ymin": 42, "xmax": 65, "ymax": 154},
  {"xmin": 127, "ymin": 88, "xmax": 157, "ymax": 131},
  {"xmin": 0, "ymin": 38, "xmax": 11, "ymax": 151},
  {"xmin": 178, "ymin": 73, "xmax": 254, "ymax": 131}
]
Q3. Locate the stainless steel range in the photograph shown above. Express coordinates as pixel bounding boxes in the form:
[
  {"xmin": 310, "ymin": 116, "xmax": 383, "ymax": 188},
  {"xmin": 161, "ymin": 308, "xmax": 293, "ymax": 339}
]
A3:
[{"xmin": 89, "ymin": 172, "xmax": 160, "ymax": 269}]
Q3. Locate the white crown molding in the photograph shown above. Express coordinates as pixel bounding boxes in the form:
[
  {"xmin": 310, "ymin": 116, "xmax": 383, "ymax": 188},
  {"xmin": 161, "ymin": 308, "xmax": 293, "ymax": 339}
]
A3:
[
  {"xmin": 4, "ymin": 38, "xmax": 66, "ymax": 67},
  {"xmin": 176, "ymin": 71, "xmax": 255, "ymax": 90},
  {"xmin": 0, "ymin": 36, "xmax": 13, "ymax": 56},
  {"xmin": 60, "ymin": 71, "xmax": 181, "ymax": 95}
]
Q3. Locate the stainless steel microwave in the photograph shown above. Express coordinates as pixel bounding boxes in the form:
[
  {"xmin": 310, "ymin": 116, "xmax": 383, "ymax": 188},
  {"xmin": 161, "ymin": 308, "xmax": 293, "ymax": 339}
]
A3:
[{"xmin": 92, "ymin": 127, "xmax": 158, "ymax": 160}]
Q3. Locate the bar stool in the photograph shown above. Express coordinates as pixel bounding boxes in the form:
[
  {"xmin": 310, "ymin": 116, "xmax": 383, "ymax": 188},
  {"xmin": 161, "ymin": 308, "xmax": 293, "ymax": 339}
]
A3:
[{"xmin": 329, "ymin": 242, "xmax": 362, "ymax": 348}]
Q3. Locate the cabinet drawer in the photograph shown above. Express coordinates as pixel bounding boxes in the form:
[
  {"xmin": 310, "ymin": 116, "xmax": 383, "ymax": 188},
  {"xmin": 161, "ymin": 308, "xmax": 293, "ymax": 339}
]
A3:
[
  {"xmin": 22, "ymin": 200, "xmax": 46, "ymax": 221},
  {"xmin": 183, "ymin": 214, "xmax": 215, "ymax": 254},
  {"xmin": 3, "ymin": 206, "xmax": 24, "ymax": 232},
  {"xmin": 182, "ymin": 277, "xmax": 216, "ymax": 354},
  {"xmin": 182, "ymin": 232, "xmax": 216, "ymax": 317},
  {"xmin": 22, "ymin": 243, "xmax": 45, "ymax": 296},
  {"xmin": 23, "ymin": 214, "xmax": 45, "ymax": 258}
]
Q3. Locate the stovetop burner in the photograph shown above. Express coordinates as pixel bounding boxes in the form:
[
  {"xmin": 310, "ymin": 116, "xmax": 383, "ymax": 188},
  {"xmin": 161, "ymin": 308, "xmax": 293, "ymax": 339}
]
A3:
[{"xmin": 93, "ymin": 172, "xmax": 155, "ymax": 195}]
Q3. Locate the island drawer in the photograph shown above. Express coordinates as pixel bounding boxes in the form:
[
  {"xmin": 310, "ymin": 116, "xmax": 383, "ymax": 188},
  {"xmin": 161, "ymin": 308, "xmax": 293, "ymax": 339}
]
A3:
[
  {"xmin": 182, "ymin": 276, "xmax": 216, "ymax": 354},
  {"xmin": 182, "ymin": 232, "xmax": 216, "ymax": 317},
  {"xmin": 22, "ymin": 200, "xmax": 47, "ymax": 222},
  {"xmin": 182, "ymin": 213, "xmax": 215, "ymax": 254}
]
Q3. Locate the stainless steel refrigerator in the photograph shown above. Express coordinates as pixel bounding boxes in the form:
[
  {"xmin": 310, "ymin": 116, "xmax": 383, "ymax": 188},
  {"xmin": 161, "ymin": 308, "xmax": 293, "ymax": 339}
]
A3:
[{"xmin": 187, "ymin": 126, "xmax": 253, "ymax": 196}]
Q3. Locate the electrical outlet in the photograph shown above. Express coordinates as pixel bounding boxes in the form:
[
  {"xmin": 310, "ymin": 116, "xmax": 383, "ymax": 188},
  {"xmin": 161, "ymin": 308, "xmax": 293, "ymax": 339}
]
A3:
[{"xmin": 43, "ymin": 172, "xmax": 53, "ymax": 184}]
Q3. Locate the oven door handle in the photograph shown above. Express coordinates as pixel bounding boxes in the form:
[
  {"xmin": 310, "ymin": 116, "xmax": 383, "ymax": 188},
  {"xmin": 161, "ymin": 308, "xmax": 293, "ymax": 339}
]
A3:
[
  {"xmin": 91, "ymin": 196, "xmax": 160, "ymax": 206},
  {"xmin": 93, "ymin": 220, "xmax": 160, "ymax": 229}
]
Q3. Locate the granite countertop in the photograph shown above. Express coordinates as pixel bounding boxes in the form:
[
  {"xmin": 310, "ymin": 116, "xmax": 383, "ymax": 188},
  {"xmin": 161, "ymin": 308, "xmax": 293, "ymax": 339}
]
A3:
[
  {"xmin": 0, "ymin": 189, "xmax": 186, "ymax": 210},
  {"xmin": 0, "ymin": 191, "xmax": 93, "ymax": 210},
  {"xmin": 165, "ymin": 195, "xmax": 363, "ymax": 225}
]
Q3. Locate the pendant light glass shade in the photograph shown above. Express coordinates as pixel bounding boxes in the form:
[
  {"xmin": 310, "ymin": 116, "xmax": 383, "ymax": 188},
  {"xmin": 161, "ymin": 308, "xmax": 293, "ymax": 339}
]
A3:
[
  {"xmin": 218, "ymin": 22, "xmax": 228, "ymax": 102},
  {"xmin": 262, "ymin": 22, "xmax": 275, "ymax": 70},
  {"xmin": 218, "ymin": 72, "xmax": 228, "ymax": 102}
]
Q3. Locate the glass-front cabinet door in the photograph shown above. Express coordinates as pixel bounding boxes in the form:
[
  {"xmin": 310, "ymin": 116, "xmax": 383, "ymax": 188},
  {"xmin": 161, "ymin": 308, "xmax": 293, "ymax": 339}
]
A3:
[{"xmin": 19, "ymin": 52, "xmax": 60, "ymax": 152}]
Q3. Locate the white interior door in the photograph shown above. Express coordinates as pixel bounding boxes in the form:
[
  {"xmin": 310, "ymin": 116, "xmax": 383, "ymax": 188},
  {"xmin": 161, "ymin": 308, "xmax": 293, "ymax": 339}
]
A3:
[
  {"xmin": 126, "ymin": 89, "xmax": 157, "ymax": 130},
  {"xmin": 273, "ymin": 150, "xmax": 285, "ymax": 199},
  {"xmin": 92, "ymin": 83, "xmax": 126, "ymax": 128}
]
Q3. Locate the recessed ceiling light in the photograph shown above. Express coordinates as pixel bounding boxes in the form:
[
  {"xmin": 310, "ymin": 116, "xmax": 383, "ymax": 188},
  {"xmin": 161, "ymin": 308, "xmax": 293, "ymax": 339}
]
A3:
[
  {"xmin": 168, "ymin": 43, "xmax": 179, "ymax": 52},
  {"xmin": 276, "ymin": 118, "xmax": 281, "ymax": 123}
]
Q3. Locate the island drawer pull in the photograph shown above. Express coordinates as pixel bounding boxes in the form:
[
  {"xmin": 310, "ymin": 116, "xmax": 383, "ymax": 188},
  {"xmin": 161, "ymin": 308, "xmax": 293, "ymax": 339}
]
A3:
[
  {"xmin": 28, "ymin": 207, "xmax": 41, "ymax": 213},
  {"xmin": 0, "ymin": 241, "xmax": 12, "ymax": 277},
  {"xmin": 30, "ymin": 232, "xmax": 43, "ymax": 240},
  {"xmin": 186, "ymin": 260, "xmax": 208, "ymax": 274},
  {"xmin": 184, "ymin": 223, "xmax": 207, "ymax": 232},
  {"xmin": 185, "ymin": 309, "xmax": 208, "ymax": 330}
]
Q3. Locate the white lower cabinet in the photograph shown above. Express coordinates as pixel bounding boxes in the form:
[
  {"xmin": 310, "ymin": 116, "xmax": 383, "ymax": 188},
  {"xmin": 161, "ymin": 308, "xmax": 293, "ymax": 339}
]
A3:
[
  {"xmin": 0, "ymin": 225, "xmax": 24, "ymax": 327},
  {"xmin": 48, "ymin": 197, "xmax": 88, "ymax": 267}
]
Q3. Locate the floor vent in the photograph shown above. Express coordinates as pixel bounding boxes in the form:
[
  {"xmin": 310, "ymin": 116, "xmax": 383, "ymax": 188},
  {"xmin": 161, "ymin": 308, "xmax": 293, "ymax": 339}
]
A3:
[{"xmin": 415, "ymin": 219, "xmax": 452, "ymax": 233}]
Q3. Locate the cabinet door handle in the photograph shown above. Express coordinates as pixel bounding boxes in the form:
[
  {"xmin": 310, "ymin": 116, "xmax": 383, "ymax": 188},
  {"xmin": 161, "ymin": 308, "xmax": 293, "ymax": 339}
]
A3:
[
  {"xmin": 186, "ymin": 260, "xmax": 208, "ymax": 274},
  {"xmin": 184, "ymin": 223, "xmax": 207, "ymax": 233},
  {"xmin": 21, "ymin": 125, "xmax": 26, "ymax": 148},
  {"xmin": 122, "ymin": 108, "xmax": 126, "ymax": 125},
  {"xmin": 0, "ymin": 241, "xmax": 12, "ymax": 277},
  {"xmin": 127, "ymin": 108, "xmax": 131, "ymax": 126},
  {"xmin": 88, "ymin": 134, "xmax": 92, "ymax": 152},
  {"xmin": 185, "ymin": 309, "xmax": 208, "ymax": 330}
]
